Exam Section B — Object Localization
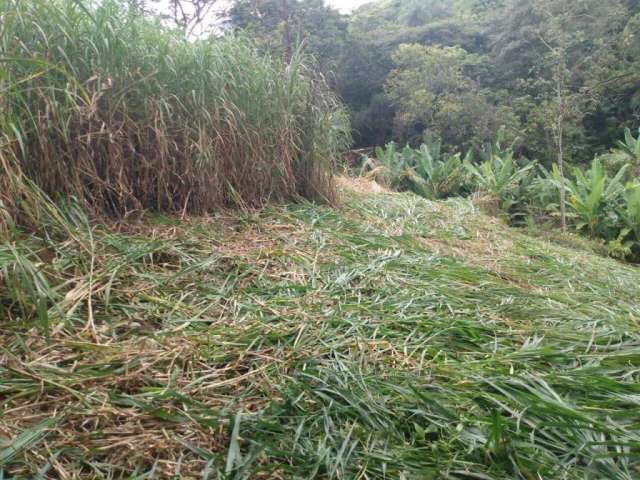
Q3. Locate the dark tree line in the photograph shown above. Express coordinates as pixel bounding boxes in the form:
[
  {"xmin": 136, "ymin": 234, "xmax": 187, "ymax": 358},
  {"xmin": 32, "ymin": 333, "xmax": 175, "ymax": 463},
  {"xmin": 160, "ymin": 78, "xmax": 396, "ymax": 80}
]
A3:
[{"xmin": 228, "ymin": 0, "xmax": 640, "ymax": 168}]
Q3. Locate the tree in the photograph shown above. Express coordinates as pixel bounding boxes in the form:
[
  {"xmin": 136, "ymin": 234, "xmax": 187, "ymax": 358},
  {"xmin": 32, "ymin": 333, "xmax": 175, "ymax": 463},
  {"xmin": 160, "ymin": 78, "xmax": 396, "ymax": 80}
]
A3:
[
  {"xmin": 531, "ymin": 0, "xmax": 627, "ymax": 230},
  {"xmin": 230, "ymin": 0, "xmax": 348, "ymax": 69},
  {"xmin": 384, "ymin": 43, "xmax": 519, "ymax": 150},
  {"xmin": 338, "ymin": 0, "xmax": 488, "ymax": 146},
  {"xmin": 132, "ymin": 0, "xmax": 225, "ymax": 36},
  {"xmin": 229, "ymin": 0, "xmax": 640, "ymax": 154}
]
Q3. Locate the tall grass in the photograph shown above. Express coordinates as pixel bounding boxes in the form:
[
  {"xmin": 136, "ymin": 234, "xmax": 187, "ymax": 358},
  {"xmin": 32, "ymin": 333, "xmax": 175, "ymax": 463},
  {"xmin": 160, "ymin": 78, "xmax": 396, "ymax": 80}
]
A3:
[{"xmin": 0, "ymin": 0, "xmax": 350, "ymax": 227}]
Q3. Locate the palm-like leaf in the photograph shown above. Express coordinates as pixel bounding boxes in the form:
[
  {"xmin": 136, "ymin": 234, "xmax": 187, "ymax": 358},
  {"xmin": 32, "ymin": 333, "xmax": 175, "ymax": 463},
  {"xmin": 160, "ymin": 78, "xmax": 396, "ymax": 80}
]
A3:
[
  {"xmin": 561, "ymin": 159, "xmax": 627, "ymax": 238},
  {"xmin": 616, "ymin": 128, "xmax": 640, "ymax": 161},
  {"xmin": 370, "ymin": 141, "xmax": 468, "ymax": 199},
  {"xmin": 621, "ymin": 184, "xmax": 640, "ymax": 239},
  {"xmin": 465, "ymin": 149, "xmax": 533, "ymax": 212}
]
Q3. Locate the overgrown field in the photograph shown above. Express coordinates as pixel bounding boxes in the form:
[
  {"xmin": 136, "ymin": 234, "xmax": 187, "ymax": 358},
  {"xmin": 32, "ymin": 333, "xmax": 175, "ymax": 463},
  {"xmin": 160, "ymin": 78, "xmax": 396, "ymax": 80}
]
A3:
[{"xmin": 1, "ymin": 179, "xmax": 639, "ymax": 478}]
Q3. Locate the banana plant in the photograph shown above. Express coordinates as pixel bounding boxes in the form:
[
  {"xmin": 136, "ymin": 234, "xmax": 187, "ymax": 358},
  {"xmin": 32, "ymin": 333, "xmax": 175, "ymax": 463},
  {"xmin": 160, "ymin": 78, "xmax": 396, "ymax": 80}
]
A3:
[
  {"xmin": 616, "ymin": 128, "xmax": 640, "ymax": 162},
  {"xmin": 367, "ymin": 141, "xmax": 469, "ymax": 200},
  {"xmin": 622, "ymin": 184, "xmax": 640, "ymax": 240},
  {"xmin": 477, "ymin": 126, "xmax": 518, "ymax": 163},
  {"xmin": 464, "ymin": 148, "xmax": 533, "ymax": 212},
  {"xmin": 561, "ymin": 158, "xmax": 627, "ymax": 239},
  {"xmin": 609, "ymin": 184, "xmax": 640, "ymax": 259},
  {"xmin": 525, "ymin": 164, "xmax": 562, "ymax": 218},
  {"xmin": 374, "ymin": 142, "xmax": 400, "ymax": 170},
  {"xmin": 411, "ymin": 141, "xmax": 469, "ymax": 199},
  {"xmin": 369, "ymin": 142, "xmax": 408, "ymax": 189}
]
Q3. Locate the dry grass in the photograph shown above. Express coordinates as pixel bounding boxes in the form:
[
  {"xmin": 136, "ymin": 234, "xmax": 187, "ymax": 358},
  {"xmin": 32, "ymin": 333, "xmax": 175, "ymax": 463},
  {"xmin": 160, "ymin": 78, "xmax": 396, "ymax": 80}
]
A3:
[{"xmin": 336, "ymin": 175, "xmax": 392, "ymax": 195}]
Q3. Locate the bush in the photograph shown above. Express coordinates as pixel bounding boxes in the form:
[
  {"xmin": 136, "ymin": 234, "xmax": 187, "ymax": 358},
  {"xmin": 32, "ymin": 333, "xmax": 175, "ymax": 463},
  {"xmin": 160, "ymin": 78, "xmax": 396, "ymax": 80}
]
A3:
[
  {"xmin": 0, "ymin": 0, "xmax": 350, "ymax": 228},
  {"xmin": 598, "ymin": 128, "xmax": 640, "ymax": 182},
  {"xmin": 609, "ymin": 184, "xmax": 640, "ymax": 259},
  {"xmin": 562, "ymin": 159, "xmax": 628, "ymax": 239},
  {"xmin": 616, "ymin": 128, "xmax": 640, "ymax": 165}
]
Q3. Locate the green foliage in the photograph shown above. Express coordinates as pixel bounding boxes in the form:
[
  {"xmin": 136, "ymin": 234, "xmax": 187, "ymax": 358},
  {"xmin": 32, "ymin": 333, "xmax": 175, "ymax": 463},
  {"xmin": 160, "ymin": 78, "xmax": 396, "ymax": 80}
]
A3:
[
  {"xmin": 224, "ymin": 0, "xmax": 640, "ymax": 159},
  {"xmin": 616, "ymin": 127, "xmax": 640, "ymax": 164},
  {"xmin": 229, "ymin": 0, "xmax": 640, "ymax": 157},
  {"xmin": 613, "ymin": 128, "xmax": 640, "ymax": 179},
  {"xmin": 561, "ymin": 159, "xmax": 628, "ymax": 238},
  {"xmin": 610, "ymin": 184, "xmax": 640, "ymax": 258},
  {"xmin": 229, "ymin": 0, "xmax": 349, "ymax": 73},
  {"xmin": 531, "ymin": 147, "xmax": 640, "ymax": 260},
  {"xmin": 4, "ymin": 182, "xmax": 640, "ymax": 478},
  {"xmin": 363, "ymin": 126, "xmax": 640, "ymax": 261},
  {"xmin": 597, "ymin": 128, "xmax": 640, "ymax": 182},
  {"xmin": 368, "ymin": 141, "xmax": 406, "ymax": 189},
  {"xmin": 367, "ymin": 141, "xmax": 469, "ymax": 199},
  {"xmin": 411, "ymin": 143, "xmax": 471, "ymax": 198},
  {"xmin": 524, "ymin": 164, "xmax": 564, "ymax": 222},
  {"xmin": 339, "ymin": 0, "xmax": 639, "ymax": 158},
  {"xmin": 464, "ymin": 136, "xmax": 534, "ymax": 214},
  {"xmin": 621, "ymin": 184, "xmax": 640, "ymax": 240},
  {"xmin": 385, "ymin": 43, "xmax": 516, "ymax": 148}
]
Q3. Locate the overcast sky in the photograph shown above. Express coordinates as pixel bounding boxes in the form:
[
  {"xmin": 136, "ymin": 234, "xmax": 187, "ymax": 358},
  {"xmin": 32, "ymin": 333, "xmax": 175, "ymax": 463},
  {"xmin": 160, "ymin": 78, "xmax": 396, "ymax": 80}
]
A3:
[
  {"xmin": 326, "ymin": 0, "xmax": 371, "ymax": 12},
  {"xmin": 149, "ymin": 0, "xmax": 373, "ymax": 36}
]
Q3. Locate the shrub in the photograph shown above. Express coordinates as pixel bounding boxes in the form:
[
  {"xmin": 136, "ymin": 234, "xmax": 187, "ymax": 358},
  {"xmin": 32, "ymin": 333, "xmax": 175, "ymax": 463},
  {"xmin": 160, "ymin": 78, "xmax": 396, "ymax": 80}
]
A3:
[
  {"xmin": 361, "ymin": 128, "xmax": 640, "ymax": 262},
  {"xmin": 364, "ymin": 142, "xmax": 407, "ymax": 190},
  {"xmin": 0, "ymin": 0, "xmax": 350, "ymax": 228},
  {"xmin": 524, "ymin": 164, "xmax": 563, "ymax": 224},
  {"xmin": 409, "ymin": 142, "xmax": 471, "ymax": 199},
  {"xmin": 609, "ymin": 184, "xmax": 640, "ymax": 259},
  {"xmin": 616, "ymin": 128, "xmax": 640, "ymax": 165},
  {"xmin": 599, "ymin": 128, "xmax": 640, "ymax": 182}
]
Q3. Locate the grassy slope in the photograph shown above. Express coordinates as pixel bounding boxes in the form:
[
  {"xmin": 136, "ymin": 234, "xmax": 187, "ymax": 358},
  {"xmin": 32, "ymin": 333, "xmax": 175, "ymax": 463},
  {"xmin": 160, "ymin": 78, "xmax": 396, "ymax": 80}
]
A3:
[{"xmin": 1, "ymin": 179, "xmax": 639, "ymax": 479}]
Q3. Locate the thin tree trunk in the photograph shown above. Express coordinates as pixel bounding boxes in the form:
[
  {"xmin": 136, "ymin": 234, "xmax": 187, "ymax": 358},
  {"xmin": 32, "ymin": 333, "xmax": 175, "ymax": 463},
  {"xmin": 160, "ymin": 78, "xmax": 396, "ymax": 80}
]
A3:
[
  {"xmin": 556, "ymin": 56, "xmax": 567, "ymax": 232},
  {"xmin": 557, "ymin": 116, "xmax": 567, "ymax": 232},
  {"xmin": 281, "ymin": 0, "xmax": 292, "ymax": 63}
]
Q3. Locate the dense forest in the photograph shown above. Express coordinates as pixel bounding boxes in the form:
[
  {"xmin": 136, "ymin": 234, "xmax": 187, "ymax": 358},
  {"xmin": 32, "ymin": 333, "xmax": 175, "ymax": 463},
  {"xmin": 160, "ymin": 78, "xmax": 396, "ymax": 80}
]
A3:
[{"xmin": 230, "ymin": 0, "xmax": 640, "ymax": 164}]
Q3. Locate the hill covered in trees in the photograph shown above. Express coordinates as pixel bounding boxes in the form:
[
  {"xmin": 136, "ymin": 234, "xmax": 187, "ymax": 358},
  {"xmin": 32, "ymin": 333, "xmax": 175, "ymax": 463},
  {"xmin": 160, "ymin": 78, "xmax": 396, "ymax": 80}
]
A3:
[
  {"xmin": 231, "ymin": 0, "xmax": 640, "ymax": 165},
  {"xmin": 227, "ymin": 0, "xmax": 640, "ymax": 260}
]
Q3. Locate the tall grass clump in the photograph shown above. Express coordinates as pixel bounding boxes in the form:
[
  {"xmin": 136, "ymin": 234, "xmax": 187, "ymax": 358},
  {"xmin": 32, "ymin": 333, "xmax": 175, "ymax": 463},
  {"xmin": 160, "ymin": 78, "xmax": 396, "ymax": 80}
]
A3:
[{"xmin": 0, "ymin": 0, "xmax": 350, "ymax": 227}]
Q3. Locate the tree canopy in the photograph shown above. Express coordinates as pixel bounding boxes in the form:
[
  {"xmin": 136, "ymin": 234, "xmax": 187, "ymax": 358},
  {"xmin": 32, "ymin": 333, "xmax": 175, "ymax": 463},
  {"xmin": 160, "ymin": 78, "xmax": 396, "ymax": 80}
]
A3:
[{"xmin": 228, "ymin": 0, "xmax": 640, "ymax": 165}]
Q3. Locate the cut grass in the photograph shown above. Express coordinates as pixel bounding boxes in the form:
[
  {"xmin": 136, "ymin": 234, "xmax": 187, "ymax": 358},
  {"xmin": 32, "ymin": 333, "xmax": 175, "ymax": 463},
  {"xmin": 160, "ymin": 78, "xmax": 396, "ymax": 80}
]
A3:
[{"xmin": 1, "ymin": 180, "xmax": 640, "ymax": 478}]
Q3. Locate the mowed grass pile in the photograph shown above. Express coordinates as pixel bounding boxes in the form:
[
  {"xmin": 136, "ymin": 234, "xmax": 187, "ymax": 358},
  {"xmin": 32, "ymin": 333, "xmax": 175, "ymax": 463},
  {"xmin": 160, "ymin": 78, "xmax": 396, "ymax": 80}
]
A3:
[
  {"xmin": 1, "ymin": 179, "xmax": 639, "ymax": 478},
  {"xmin": 0, "ymin": 0, "xmax": 349, "ymax": 225}
]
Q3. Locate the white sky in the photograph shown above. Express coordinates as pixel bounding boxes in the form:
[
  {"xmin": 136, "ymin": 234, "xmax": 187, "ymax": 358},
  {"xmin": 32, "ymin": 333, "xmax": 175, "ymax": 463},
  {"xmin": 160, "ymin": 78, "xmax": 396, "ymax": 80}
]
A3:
[
  {"xmin": 153, "ymin": 1, "xmax": 372, "ymax": 17},
  {"xmin": 148, "ymin": 0, "xmax": 372, "ymax": 36},
  {"xmin": 327, "ymin": 0, "xmax": 371, "ymax": 13}
]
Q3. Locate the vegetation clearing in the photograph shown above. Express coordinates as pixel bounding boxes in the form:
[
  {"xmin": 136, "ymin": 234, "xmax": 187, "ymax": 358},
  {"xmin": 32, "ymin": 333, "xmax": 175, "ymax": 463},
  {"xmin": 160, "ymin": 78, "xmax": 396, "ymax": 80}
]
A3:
[
  {"xmin": 1, "ymin": 1, "xmax": 639, "ymax": 479},
  {"xmin": 2, "ymin": 180, "xmax": 639, "ymax": 479}
]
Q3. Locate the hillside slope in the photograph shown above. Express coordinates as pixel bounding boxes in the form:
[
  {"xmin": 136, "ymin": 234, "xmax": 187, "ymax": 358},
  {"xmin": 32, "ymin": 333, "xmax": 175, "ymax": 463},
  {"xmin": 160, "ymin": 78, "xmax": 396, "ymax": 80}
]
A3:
[{"xmin": 1, "ymin": 179, "xmax": 639, "ymax": 479}]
